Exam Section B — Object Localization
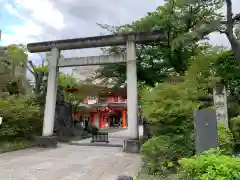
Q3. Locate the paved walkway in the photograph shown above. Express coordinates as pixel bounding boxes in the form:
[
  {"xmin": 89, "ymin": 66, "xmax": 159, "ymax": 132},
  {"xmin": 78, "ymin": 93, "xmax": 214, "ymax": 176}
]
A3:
[
  {"xmin": 0, "ymin": 126, "xmax": 143, "ymax": 180},
  {"xmin": 71, "ymin": 126, "xmax": 143, "ymax": 147}
]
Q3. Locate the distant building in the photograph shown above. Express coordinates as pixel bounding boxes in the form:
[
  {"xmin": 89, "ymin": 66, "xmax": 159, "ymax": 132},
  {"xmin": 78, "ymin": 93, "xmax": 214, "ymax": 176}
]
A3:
[
  {"xmin": 72, "ymin": 66, "xmax": 117, "ymax": 87},
  {"xmin": 71, "ymin": 66, "xmax": 140, "ymax": 129}
]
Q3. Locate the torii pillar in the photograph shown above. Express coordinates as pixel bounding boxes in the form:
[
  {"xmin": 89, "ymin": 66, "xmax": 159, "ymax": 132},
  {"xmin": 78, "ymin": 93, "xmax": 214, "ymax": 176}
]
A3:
[
  {"xmin": 126, "ymin": 40, "xmax": 139, "ymax": 140},
  {"xmin": 42, "ymin": 47, "xmax": 60, "ymax": 137}
]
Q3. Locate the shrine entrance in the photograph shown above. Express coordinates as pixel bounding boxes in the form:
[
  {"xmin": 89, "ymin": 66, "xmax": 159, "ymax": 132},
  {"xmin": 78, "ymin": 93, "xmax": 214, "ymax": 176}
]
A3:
[{"xmin": 27, "ymin": 31, "xmax": 164, "ymax": 142}]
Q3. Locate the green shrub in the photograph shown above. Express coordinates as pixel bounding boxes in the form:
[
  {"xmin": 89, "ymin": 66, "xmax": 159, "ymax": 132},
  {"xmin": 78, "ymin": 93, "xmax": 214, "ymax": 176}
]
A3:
[
  {"xmin": 140, "ymin": 135, "xmax": 194, "ymax": 175},
  {"xmin": 141, "ymin": 83, "xmax": 199, "ymax": 175},
  {"xmin": 176, "ymin": 148, "xmax": 240, "ymax": 179},
  {"xmin": 140, "ymin": 123, "xmax": 234, "ymax": 175},
  {"xmin": 230, "ymin": 116, "xmax": 240, "ymax": 145},
  {"xmin": 218, "ymin": 122, "xmax": 234, "ymax": 154},
  {"xmin": 141, "ymin": 82, "xmax": 234, "ymax": 175},
  {"xmin": 0, "ymin": 96, "xmax": 42, "ymax": 140},
  {"xmin": 142, "ymin": 83, "xmax": 199, "ymax": 137}
]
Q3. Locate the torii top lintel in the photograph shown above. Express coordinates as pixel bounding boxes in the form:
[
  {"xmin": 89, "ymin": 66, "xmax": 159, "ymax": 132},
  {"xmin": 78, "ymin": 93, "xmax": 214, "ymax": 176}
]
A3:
[{"xmin": 27, "ymin": 30, "xmax": 165, "ymax": 53}]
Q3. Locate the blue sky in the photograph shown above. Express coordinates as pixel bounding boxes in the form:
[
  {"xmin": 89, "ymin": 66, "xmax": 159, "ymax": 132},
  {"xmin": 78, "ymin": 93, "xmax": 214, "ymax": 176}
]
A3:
[
  {"xmin": 0, "ymin": 1, "xmax": 23, "ymax": 44},
  {"xmin": 1, "ymin": 9, "xmax": 17, "ymax": 44},
  {"xmin": 1, "ymin": 4, "xmax": 22, "ymax": 27}
]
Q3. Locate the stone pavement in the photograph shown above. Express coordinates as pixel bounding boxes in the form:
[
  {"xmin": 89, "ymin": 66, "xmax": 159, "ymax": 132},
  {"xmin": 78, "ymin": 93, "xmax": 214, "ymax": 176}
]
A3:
[
  {"xmin": 0, "ymin": 126, "xmax": 143, "ymax": 180},
  {"xmin": 71, "ymin": 126, "xmax": 143, "ymax": 147}
]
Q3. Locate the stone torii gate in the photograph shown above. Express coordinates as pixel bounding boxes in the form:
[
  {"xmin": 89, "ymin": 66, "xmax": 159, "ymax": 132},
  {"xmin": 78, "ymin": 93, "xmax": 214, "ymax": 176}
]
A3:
[{"xmin": 27, "ymin": 31, "xmax": 163, "ymax": 150}]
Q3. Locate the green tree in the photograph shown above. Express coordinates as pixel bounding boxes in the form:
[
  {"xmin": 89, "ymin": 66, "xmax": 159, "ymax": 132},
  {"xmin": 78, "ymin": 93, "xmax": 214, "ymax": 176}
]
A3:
[
  {"xmin": 172, "ymin": 0, "xmax": 240, "ymax": 62},
  {"xmin": 58, "ymin": 73, "xmax": 83, "ymax": 113},
  {"xmin": 97, "ymin": 1, "xmax": 216, "ymax": 86},
  {"xmin": 183, "ymin": 49, "xmax": 240, "ymax": 118},
  {"xmin": 27, "ymin": 59, "xmax": 48, "ymax": 96},
  {"xmin": 214, "ymin": 50, "xmax": 240, "ymax": 96},
  {"xmin": 0, "ymin": 47, "xmax": 11, "ymax": 94},
  {"xmin": 5, "ymin": 44, "xmax": 28, "ymax": 94}
]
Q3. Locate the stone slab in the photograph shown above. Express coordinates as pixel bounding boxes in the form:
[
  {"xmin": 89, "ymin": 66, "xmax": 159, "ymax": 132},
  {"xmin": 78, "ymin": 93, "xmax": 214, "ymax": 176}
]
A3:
[
  {"xmin": 34, "ymin": 136, "xmax": 58, "ymax": 148},
  {"xmin": 117, "ymin": 175, "xmax": 134, "ymax": 180},
  {"xmin": 69, "ymin": 142, "xmax": 123, "ymax": 148},
  {"xmin": 194, "ymin": 109, "xmax": 218, "ymax": 154},
  {"xmin": 123, "ymin": 139, "xmax": 141, "ymax": 153}
]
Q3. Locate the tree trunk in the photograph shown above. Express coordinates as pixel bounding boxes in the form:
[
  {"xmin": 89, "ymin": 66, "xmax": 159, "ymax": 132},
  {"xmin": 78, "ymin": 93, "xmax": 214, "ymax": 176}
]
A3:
[
  {"xmin": 231, "ymin": 43, "xmax": 240, "ymax": 62},
  {"xmin": 227, "ymin": 34, "xmax": 240, "ymax": 62},
  {"xmin": 225, "ymin": 0, "xmax": 240, "ymax": 62}
]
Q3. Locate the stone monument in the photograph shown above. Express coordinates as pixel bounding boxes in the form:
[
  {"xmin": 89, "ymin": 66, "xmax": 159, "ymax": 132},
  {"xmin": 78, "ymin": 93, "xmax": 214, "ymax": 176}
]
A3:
[
  {"xmin": 213, "ymin": 84, "xmax": 228, "ymax": 128},
  {"xmin": 194, "ymin": 108, "xmax": 219, "ymax": 154},
  {"xmin": 54, "ymin": 87, "xmax": 85, "ymax": 137}
]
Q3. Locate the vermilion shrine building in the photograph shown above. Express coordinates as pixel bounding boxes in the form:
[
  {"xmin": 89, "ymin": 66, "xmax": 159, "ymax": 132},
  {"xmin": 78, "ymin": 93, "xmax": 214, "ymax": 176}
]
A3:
[
  {"xmin": 72, "ymin": 84, "xmax": 140, "ymax": 129},
  {"xmin": 71, "ymin": 65, "xmax": 139, "ymax": 129}
]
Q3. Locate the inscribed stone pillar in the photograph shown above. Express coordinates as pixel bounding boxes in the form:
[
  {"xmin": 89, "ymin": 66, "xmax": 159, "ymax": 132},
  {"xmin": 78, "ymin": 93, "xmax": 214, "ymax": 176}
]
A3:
[{"xmin": 213, "ymin": 84, "xmax": 228, "ymax": 128}]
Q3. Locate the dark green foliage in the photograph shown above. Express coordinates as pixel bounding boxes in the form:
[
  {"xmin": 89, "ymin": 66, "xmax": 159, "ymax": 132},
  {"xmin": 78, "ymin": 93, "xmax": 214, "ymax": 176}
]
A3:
[
  {"xmin": 140, "ymin": 135, "xmax": 194, "ymax": 175},
  {"xmin": 185, "ymin": 50, "xmax": 240, "ymax": 119},
  {"xmin": 0, "ymin": 96, "xmax": 43, "ymax": 140},
  {"xmin": 176, "ymin": 148, "xmax": 240, "ymax": 179},
  {"xmin": 218, "ymin": 123, "xmax": 234, "ymax": 155},
  {"xmin": 213, "ymin": 51, "xmax": 240, "ymax": 118},
  {"xmin": 85, "ymin": 123, "xmax": 99, "ymax": 134},
  {"xmin": 97, "ymin": 0, "xmax": 215, "ymax": 86},
  {"xmin": 142, "ymin": 83, "xmax": 199, "ymax": 135},
  {"xmin": 141, "ymin": 81, "xmax": 234, "ymax": 175},
  {"xmin": 141, "ymin": 123, "xmax": 234, "ymax": 176},
  {"xmin": 214, "ymin": 50, "xmax": 240, "ymax": 97},
  {"xmin": 141, "ymin": 83, "xmax": 197, "ymax": 175},
  {"xmin": 230, "ymin": 116, "xmax": 240, "ymax": 145}
]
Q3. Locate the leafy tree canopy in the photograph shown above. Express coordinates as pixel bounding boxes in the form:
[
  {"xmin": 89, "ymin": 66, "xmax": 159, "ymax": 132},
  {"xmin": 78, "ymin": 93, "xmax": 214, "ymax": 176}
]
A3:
[
  {"xmin": 172, "ymin": 0, "xmax": 240, "ymax": 61},
  {"xmin": 97, "ymin": 0, "xmax": 223, "ymax": 86}
]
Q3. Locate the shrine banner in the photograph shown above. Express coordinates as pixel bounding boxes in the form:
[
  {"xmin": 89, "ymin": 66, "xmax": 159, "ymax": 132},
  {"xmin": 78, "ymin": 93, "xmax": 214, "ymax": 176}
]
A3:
[{"xmin": 85, "ymin": 95, "xmax": 98, "ymax": 104}]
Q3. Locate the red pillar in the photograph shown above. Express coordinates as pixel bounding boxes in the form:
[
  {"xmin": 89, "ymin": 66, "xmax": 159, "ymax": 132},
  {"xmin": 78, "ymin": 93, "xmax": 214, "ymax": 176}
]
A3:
[
  {"xmin": 91, "ymin": 112, "xmax": 96, "ymax": 125},
  {"xmin": 103, "ymin": 113, "xmax": 107, "ymax": 128},
  {"xmin": 122, "ymin": 109, "xmax": 127, "ymax": 128},
  {"xmin": 73, "ymin": 113, "xmax": 78, "ymax": 121},
  {"xmin": 100, "ymin": 112, "xmax": 104, "ymax": 128}
]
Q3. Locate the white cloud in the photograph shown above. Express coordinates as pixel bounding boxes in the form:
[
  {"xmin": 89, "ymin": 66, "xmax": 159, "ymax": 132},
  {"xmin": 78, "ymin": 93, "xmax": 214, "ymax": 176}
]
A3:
[
  {"xmin": 2, "ymin": 0, "xmax": 65, "ymax": 47},
  {"xmin": 2, "ymin": 21, "xmax": 43, "ymax": 45},
  {"xmin": 13, "ymin": 0, "xmax": 65, "ymax": 30},
  {"xmin": 1, "ymin": 0, "xmax": 239, "ymax": 80},
  {"xmin": 4, "ymin": 3, "xmax": 26, "ymax": 20},
  {"xmin": 2, "ymin": 0, "xmax": 240, "ymax": 57}
]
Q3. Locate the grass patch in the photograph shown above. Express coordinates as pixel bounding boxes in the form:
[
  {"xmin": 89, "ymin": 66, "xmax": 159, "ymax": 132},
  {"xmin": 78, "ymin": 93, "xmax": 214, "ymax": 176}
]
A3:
[{"xmin": 0, "ymin": 139, "xmax": 34, "ymax": 153}]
